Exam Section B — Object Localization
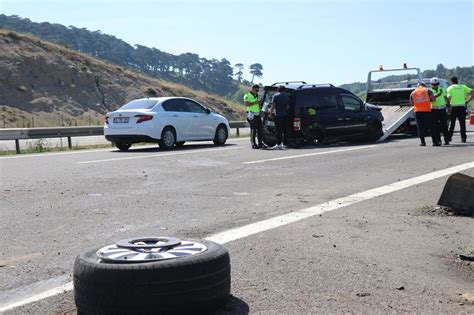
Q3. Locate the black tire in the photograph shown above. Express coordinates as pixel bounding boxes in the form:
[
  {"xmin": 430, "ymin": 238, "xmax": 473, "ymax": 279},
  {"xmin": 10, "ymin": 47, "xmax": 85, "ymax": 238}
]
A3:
[
  {"xmin": 158, "ymin": 127, "xmax": 176, "ymax": 150},
  {"xmin": 367, "ymin": 121, "xmax": 383, "ymax": 142},
  {"xmin": 73, "ymin": 240, "xmax": 230, "ymax": 314},
  {"xmin": 115, "ymin": 143, "xmax": 132, "ymax": 151},
  {"xmin": 262, "ymin": 124, "xmax": 276, "ymax": 147},
  {"xmin": 213, "ymin": 125, "xmax": 228, "ymax": 146},
  {"xmin": 175, "ymin": 141, "xmax": 185, "ymax": 147}
]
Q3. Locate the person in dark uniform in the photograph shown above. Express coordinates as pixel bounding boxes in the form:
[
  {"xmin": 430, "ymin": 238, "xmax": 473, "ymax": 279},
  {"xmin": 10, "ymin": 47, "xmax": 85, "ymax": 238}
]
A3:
[{"xmin": 269, "ymin": 85, "xmax": 290, "ymax": 150}]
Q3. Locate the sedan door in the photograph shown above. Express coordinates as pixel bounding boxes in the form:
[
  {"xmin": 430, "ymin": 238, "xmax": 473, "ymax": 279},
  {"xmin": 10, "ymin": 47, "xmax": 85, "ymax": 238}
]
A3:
[
  {"xmin": 161, "ymin": 99, "xmax": 193, "ymax": 139},
  {"xmin": 183, "ymin": 100, "xmax": 214, "ymax": 139}
]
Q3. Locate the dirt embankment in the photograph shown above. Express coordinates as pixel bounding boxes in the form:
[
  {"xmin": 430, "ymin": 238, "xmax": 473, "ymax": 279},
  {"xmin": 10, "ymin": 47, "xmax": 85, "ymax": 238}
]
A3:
[{"xmin": 0, "ymin": 30, "xmax": 245, "ymax": 128}]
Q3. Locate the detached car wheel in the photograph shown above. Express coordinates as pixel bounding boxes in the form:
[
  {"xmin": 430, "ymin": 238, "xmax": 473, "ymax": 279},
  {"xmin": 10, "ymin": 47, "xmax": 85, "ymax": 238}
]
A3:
[
  {"xmin": 115, "ymin": 142, "xmax": 132, "ymax": 151},
  {"xmin": 73, "ymin": 237, "xmax": 231, "ymax": 314},
  {"xmin": 213, "ymin": 125, "xmax": 228, "ymax": 146}
]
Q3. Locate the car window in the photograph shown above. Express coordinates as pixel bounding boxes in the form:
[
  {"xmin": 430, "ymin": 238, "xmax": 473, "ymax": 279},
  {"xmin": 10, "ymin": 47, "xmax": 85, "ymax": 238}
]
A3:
[
  {"xmin": 296, "ymin": 92, "xmax": 339, "ymax": 112},
  {"xmin": 341, "ymin": 94, "xmax": 363, "ymax": 112},
  {"xmin": 262, "ymin": 89, "xmax": 276, "ymax": 110},
  {"xmin": 183, "ymin": 100, "xmax": 206, "ymax": 113},
  {"xmin": 162, "ymin": 99, "xmax": 186, "ymax": 112},
  {"xmin": 120, "ymin": 99, "xmax": 158, "ymax": 110}
]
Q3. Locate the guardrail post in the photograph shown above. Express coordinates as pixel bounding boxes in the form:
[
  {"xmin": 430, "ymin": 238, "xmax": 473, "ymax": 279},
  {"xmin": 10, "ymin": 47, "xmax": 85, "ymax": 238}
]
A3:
[
  {"xmin": 15, "ymin": 139, "xmax": 20, "ymax": 154},
  {"xmin": 68, "ymin": 137, "xmax": 72, "ymax": 149}
]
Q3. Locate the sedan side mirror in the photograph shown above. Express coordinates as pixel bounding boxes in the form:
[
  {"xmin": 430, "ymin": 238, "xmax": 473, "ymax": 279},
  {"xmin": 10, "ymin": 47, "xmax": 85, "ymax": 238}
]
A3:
[{"xmin": 205, "ymin": 108, "xmax": 211, "ymax": 114}]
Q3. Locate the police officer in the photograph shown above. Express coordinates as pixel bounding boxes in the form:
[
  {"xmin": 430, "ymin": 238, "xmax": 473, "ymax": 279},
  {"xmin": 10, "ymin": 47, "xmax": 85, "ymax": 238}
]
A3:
[
  {"xmin": 447, "ymin": 76, "xmax": 474, "ymax": 143},
  {"xmin": 244, "ymin": 84, "xmax": 263, "ymax": 149},
  {"xmin": 410, "ymin": 81, "xmax": 436, "ymax": 146},
  {"xmin": 429, "ymin": 77, "xmax": 450, "ymax": 145}
]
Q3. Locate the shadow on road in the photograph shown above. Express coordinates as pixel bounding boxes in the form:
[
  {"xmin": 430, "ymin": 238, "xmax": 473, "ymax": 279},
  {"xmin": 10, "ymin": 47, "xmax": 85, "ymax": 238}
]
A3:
[
  {"xmin": 111, "ymin": 143, "xmax": 238, "ymax": 153},
  {"xmin": 212, "ymin": 295, "xmax": 250, "ymax": 315}
]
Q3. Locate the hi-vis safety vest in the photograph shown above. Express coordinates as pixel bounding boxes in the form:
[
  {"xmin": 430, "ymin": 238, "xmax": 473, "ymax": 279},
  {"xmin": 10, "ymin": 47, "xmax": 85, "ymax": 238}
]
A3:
[
  {"xmin": 243, "ymin": 92, "xmax": 260, "ymax": 113},
  {"xmin": 411, "ymin": 87, "xmax": 431, "ymax": 112},
  {"xmin": 429, "ymin": 87, "xmax": 447, "ymax": 109}
]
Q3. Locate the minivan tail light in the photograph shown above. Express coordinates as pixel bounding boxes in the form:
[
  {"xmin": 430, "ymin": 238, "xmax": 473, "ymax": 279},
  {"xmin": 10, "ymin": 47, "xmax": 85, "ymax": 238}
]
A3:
[
  {"xmin": 135, "ymin": 114, "xmax": 153, "ymax": 123},
  {"xmin": 293, "ymin": 118, "xmax": 301, "ymax": 131},
  {"xmin": 105, "ymin": 115, "xmax": 109, "ymax": 125}
]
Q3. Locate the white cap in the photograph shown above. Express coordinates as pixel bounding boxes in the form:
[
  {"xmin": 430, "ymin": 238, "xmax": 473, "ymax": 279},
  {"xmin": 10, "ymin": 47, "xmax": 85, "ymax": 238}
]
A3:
[{"xmin": 430, "ymin": 77, "xmax": 439, "ymax": 84}]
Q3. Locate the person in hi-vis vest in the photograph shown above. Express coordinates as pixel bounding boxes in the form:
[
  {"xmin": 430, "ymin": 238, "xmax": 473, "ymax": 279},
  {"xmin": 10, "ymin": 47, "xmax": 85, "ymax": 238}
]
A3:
[
  {"xmin": 446, "ymin": 76, "xmax": 474, "ymax": 143},
  {"xmin": 244, "ymin": 84, "xmax": 264, "ymax": 149},
  {"xmin": 429, "ymin": 77, "xmax": 450, "ymax": 145},
  {"xmin": 410, "ymin": 81, "xmax": 436, "ymax": 146}
]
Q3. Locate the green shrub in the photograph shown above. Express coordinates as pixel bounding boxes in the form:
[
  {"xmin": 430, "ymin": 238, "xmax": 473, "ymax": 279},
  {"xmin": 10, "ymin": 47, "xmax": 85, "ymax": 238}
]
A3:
[
  {"xmin": 30, "ymin": 138, "xmax": 47, "ymax": 152},
  {"xmin": 7, "ymin": 31, "xmax": 22, "ymax": 40},
  {"xmin": 146, "ymin": 87, "xmax": 157, "ymax": 97}
]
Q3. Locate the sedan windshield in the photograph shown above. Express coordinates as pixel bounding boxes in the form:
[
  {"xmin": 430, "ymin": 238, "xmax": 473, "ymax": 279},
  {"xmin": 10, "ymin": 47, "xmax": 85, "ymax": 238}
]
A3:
[{"xmin": 120, "ymin": 99, "xmax": 158, "ymax": 110}]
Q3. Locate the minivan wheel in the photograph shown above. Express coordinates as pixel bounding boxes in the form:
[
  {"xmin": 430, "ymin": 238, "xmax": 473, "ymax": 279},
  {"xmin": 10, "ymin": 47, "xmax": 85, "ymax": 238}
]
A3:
[
  {"xmin": 115, "ymin": 143, "xmax": 132, "ymax": 151},
  {"xmin": 159, "ymin": 127, "xmax": 176, "ymax": 150},
  {"xmin": 73, "ymin": 238, "xmax": 231, "ymax": 314},
  {"xmin": 213, "ymin": 125, "xmax": 228, "ymax": 146},
  {"xmin": 175, "ymin": 141, "xmax": 185, "ymax": 147},
  {"xmin": 367, "ymin": 121, "xmax": 383, "ymax": 142}
]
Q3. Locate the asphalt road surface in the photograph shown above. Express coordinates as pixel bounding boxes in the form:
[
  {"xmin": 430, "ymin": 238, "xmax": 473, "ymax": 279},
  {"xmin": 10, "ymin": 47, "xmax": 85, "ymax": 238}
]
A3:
[{"xmin": 0, "ymin": 132, "xmax": 473, "ymax": 314}]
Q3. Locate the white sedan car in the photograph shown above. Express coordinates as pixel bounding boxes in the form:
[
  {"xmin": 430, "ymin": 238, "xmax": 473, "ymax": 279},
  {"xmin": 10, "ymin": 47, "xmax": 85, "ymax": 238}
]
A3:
[{"xmin": 104, "ymin": 97, "xmax": 230, "ymax": 151}]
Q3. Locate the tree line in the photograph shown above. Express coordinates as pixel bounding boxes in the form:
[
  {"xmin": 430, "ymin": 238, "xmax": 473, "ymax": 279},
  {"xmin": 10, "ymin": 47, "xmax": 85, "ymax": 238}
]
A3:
[{"xmin": 0, "ymin": 14, "xmax": 263, "ymax": 99}]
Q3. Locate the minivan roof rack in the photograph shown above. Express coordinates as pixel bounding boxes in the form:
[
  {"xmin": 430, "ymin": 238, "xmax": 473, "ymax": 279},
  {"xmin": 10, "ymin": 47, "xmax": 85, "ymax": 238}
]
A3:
[
  {"xmin": 271, "ymin": 81, "xmax": 307, "ymax": 86},
  {"xmin": 297, "ymin": 83, "xmax": 335, "ymax": 89}
]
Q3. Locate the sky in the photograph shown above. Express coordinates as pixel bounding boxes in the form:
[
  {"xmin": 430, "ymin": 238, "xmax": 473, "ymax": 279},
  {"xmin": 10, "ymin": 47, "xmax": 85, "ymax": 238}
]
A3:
[{"xmin": 0, "ymin": 0, "xmax": 473, "ymax": 86}]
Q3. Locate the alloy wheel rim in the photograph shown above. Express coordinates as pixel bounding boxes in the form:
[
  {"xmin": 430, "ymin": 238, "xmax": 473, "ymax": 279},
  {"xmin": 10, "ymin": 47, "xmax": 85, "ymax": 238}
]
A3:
[
  {"xmin": 97, "ymin": 237, "xmax": 207, "ymax": 263},
  {"xmin": 163, "ymin": 130, "xmax": 175, "ymax": 147},
  {"xmin": 217, "ymin": 128, "xmax": 227, "ymax": 142}
]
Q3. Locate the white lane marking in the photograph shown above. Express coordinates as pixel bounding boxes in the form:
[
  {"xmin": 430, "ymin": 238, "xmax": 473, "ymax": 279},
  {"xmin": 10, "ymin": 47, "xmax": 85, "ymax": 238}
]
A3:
[
  {"xmin": 0, "ymin": 144, "xmax": 162, "ymax": 160},
  {"xmin": 77, "ymin": 146, "xmax": 240, "ymax": 164},
  {"xmin": 0, "ymin": 282, "xmax": 73, "ymax": 313},
  {"xmin": 1, "ymin": 160, "xmax": 473, "ymax": 312},
  {"xmin": 208, "ymin": 161, "xmax": 474, "ymax": 243},
  {"xmin": 0, "ymin": 139, "xmax": 248, "ymax": 160},
  {"xmin": 0, "ymin": 147, "xmax": 117, "ymax": 160},
  {"xmin": 243, "ymin": 145, "xmax": 377, "ymax": 164}
]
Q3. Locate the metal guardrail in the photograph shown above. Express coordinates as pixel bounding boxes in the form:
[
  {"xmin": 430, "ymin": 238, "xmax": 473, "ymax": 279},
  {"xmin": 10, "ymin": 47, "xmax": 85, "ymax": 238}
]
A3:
[{"xmin": 0, "ymin": 121, "xmax": 249, "ymax": 154}]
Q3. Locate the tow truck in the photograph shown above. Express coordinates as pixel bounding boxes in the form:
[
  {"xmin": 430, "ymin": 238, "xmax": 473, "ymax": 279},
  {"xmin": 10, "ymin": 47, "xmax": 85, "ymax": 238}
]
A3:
[{"xmin": 365, "ymin": 64, "xmax": 447, "ymax": 141}]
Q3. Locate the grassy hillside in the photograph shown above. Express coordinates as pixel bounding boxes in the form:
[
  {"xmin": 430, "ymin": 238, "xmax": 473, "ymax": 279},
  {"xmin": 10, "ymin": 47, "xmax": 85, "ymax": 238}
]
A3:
[{"xmin": 0, "ymin": 29, "xmax": 245, "ymax": 128}]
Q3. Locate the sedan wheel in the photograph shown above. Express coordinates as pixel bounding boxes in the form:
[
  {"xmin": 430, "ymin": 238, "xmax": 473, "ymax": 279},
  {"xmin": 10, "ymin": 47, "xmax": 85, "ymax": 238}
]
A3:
[
  {"xmin": 158, "ymin": 127, "xmax": 176, "ymax": 150},
  {"xmin": 213, "ymin": 125, "xmax": 228, "ymax": 146},
  {"xmin": 73, "ymin": 237, "xmax": 231, "ymax": 314},
  {"xmin": 115, "ymin": 142, "xmax": 132, "ymax": 151}
]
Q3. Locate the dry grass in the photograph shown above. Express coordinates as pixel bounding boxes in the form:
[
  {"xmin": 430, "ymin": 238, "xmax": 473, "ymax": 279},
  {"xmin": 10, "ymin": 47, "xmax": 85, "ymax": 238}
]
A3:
[{"xmin": 0, "ymin": 28, "xmax": 246, "ymax": 126}]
